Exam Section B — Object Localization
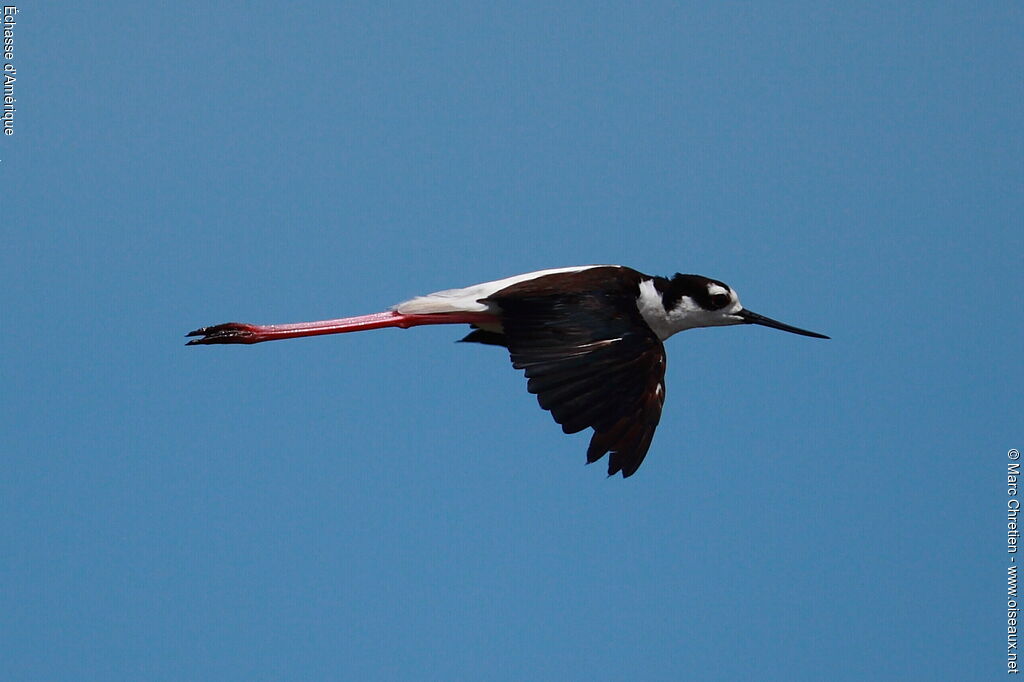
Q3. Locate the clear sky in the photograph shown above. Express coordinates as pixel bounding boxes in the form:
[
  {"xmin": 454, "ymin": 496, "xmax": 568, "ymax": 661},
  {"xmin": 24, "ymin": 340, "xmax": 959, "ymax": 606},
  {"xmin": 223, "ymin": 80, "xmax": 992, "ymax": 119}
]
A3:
[{"xmin": 3, "ymin": 2, "xmax": 1021, "ymax": 680}]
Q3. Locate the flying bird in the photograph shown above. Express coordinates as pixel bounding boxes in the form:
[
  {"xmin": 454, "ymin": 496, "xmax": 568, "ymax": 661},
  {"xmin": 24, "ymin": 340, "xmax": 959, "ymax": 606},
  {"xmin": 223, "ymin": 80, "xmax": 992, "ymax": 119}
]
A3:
[{"xmin": 187, "ymin": 265, "xmax": 828, "ymax": 477}]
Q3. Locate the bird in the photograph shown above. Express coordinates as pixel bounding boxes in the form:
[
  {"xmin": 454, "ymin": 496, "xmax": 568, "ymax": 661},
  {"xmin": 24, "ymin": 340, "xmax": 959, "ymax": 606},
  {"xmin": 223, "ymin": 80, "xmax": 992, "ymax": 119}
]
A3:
[{"xmin": 187, "ymin": 265, "xmax": 828, "ymax": 477}]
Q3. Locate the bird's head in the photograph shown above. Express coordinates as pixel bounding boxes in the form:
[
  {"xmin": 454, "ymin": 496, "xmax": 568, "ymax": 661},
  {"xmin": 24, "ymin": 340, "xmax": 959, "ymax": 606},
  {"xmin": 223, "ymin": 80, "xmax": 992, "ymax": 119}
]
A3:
[{"xmin": 648, "ymin": 274, "xmax": 829, "ymax": 340}]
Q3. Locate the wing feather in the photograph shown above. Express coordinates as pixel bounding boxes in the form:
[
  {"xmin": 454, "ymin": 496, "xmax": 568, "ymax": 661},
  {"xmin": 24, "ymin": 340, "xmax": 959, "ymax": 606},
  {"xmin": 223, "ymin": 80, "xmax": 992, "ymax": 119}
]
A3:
[{"xmin": 486, "ymin": 283, "xmax": 667, "ymax": 478}]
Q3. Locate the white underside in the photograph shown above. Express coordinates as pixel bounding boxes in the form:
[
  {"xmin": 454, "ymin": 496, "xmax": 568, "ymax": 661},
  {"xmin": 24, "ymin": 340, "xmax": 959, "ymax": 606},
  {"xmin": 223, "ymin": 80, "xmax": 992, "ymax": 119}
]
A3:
[{"xmin": 393, "ymin": 265, "xmax": 613, "ymax": 314}]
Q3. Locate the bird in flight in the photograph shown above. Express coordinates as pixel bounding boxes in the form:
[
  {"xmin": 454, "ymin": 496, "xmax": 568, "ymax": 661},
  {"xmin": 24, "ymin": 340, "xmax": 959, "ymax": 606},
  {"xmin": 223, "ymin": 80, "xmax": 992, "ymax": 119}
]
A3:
[{"xmin": 188, "ymin": 265, "xmax": 828, "ymax": 477}]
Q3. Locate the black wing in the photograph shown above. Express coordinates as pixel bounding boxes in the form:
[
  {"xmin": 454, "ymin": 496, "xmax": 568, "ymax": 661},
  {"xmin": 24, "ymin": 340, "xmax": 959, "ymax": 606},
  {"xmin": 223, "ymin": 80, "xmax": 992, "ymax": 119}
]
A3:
[{"xmin": 484, "ymin": 285, "xmax": 667, "ymax": 478}]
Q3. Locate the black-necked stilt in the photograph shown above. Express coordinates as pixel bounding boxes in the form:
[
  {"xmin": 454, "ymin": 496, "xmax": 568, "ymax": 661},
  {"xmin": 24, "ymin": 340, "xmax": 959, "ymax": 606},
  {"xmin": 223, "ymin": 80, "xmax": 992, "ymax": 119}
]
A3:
[{"xmin": 188, "ymin": 265, "xmax": 828, "ymax": 477}]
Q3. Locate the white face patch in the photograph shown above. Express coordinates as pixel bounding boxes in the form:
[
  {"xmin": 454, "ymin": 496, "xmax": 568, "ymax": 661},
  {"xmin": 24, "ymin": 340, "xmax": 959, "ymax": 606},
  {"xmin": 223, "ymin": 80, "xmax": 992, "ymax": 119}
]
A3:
[
  {"xmin": 637, "ymin": 279, "xmax": 746, "ymax": 341},
  {"xmin": 707, "ymin": 283, "xmax": 743, "ymax": 315},
  {"xmin": 721, "ymin": 288, "xmax": 743, "ymax": 315},
  {"xmin": 707, "ymin": 284, "xmax": 729, "ymax": 298}
]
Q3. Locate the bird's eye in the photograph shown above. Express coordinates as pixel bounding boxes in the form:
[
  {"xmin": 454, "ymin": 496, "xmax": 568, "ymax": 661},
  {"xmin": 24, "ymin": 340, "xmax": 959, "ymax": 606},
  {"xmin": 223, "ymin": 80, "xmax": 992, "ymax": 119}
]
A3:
[{"xmin": 709, "ymin": 293, "xmax": 730, "ymax": 309}]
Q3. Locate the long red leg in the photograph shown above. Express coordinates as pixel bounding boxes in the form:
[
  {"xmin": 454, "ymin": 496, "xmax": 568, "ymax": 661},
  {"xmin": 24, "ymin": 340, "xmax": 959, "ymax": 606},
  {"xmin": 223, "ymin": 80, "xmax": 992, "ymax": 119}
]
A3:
[{"xmin": 186, "ymin": 310, "xmax": 498, "ymax": 345}]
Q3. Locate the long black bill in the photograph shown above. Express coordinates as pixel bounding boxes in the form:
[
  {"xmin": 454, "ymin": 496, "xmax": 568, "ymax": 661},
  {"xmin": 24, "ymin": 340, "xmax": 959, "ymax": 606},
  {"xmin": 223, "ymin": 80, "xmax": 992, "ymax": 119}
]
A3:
[{"xmin": 736, "ymin": 309, "xmax": 829, "ymax": 339}]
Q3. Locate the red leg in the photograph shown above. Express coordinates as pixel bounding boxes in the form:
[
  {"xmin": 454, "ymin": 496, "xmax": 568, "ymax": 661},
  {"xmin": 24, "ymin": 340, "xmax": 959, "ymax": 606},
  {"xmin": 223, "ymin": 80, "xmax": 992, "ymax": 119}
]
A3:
[{"xmin": 186, "ymin": 310, "xmax": 498, "ymax": 345}]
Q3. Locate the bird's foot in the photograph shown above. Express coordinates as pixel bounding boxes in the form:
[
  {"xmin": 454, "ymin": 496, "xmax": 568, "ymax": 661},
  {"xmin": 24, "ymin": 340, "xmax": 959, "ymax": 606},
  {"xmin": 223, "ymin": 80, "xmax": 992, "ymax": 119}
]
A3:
[{"xmin": 186, "ymin": 322, "xmax": 261, "ymax": 345}]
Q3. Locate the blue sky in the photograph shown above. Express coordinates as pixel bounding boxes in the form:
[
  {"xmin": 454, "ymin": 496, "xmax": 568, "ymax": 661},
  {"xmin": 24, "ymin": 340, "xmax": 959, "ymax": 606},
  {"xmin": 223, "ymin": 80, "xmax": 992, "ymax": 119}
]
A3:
[{"xmin": 3, "ymin": 2, "xmax": 1021, "ymax": 680}]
